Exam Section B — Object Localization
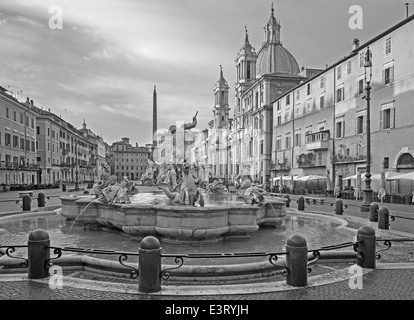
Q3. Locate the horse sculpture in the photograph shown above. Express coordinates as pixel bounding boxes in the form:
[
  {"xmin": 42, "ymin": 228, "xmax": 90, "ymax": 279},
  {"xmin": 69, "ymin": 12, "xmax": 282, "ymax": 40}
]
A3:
[{"xmin": 158, "ymin": 162, "xmax": 204, "ymax": 206}]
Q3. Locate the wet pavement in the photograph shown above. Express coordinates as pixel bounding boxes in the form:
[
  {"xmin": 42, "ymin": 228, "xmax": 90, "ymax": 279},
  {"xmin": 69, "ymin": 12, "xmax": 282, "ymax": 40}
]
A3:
[{"xmin": 0, "ymin": 186, "xmax": 413, "ymax": 306}]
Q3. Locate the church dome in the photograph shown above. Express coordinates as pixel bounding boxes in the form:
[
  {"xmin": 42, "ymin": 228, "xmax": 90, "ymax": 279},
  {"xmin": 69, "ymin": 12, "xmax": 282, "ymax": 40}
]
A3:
[
  {"xmin": 256, "ymin": 5, "xmax": 300, "ymax": 77},
  {"xmin": 257, "ymin": 43, "xmax": 300, "ymax": 76}
]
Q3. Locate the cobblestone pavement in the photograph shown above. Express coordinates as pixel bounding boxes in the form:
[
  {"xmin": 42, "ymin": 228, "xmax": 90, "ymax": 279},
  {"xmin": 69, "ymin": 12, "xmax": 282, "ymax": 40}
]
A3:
[
  {"xmin": 1, "ymin": 187, "xmax": 414, "ymax": 302},
  {"xmin": 0, "ymin": 268, "xmax": 413, "ymax": 301}
]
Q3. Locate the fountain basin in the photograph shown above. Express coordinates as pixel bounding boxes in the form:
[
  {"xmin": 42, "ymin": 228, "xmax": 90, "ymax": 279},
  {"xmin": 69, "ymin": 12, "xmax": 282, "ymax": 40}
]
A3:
[{"xmin": 60, "ymin": 194, "xmax": 287, "ymax": 243}]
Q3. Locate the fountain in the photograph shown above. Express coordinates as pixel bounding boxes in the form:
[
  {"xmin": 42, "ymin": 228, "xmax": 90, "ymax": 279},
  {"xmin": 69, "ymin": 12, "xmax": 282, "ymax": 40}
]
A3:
[
  {"xmin": 59, "ymin": 178, "xmax": 287, "ymax": 244},
  {"xmin": 60, "ymin": 114, "xmax": 287, "ymax": 244}
]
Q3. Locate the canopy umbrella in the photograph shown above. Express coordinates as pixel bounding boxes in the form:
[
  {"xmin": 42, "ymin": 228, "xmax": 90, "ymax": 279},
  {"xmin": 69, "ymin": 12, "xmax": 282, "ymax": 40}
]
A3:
[
  {"xmin": 326, "ymin": 172, "xmax": 333, "ymax": 193},
  {"xmin": 377, "ymin": 171, "xmax": 386, "ymax": 202},
  {"xmin": 386, "ymin": 171, "xmax": 414, "ymax": 181},
  {"xmin": 354, "ymin": 171, "xmax": 363, "ymax": 200},
  {"xmin": 334, "ymin": 172, "xmax": 340, "ymax": 197}
]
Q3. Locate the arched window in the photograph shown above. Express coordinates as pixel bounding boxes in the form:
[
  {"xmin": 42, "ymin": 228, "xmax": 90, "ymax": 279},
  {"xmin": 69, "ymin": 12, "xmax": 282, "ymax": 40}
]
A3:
[{"xmin": 397, "ymin": 153, "xmax": 414, "ymax": 170}]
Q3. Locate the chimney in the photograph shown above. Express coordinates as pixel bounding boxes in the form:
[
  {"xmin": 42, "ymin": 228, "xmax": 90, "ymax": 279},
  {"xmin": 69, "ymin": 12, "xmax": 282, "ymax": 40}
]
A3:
[
  {"xmin": 406, "ymin": 3, "xmax": 409, "ymax": 18},
  {"xmin": 353, "ymin": 38, "xmax": 360, "ymax": 51}
]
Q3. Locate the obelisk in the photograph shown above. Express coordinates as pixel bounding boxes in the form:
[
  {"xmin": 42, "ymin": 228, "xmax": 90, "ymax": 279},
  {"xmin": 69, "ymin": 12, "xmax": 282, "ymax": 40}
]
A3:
[{"xmin": 151, "ymin": 85, "xmax": 157, "ymax": 160}]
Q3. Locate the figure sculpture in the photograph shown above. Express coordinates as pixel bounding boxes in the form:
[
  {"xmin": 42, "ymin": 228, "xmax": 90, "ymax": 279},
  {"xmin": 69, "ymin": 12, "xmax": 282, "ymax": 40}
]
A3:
[
  {"xmin": 93, "ymin": 176, "xmax": 138, "ymax": 205},
  {"xmin": 206, "ymin": 179, "xmax": 229, "ymax": 194},
  {"xmin": 140, "ymin": 159, "xmax": 157, "ymax": 185},
  {"xmin": 235, "ymin": 166, "xmax": 268, "ymax": 205},
  {"xmin": 158, "ymin": 161, "xmax": 204, "ymax": 206}
]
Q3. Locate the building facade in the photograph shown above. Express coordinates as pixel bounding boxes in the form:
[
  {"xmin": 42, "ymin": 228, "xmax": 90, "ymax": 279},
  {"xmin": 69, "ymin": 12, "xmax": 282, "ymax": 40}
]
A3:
[
  {"xmin": 231, "ymin": 6, "xmax": 309, "ymax": 184},
  {"xmin": 0, "ymin": 90, "xmax": 38, "ymax": 185},
  {"xmin": 111, "ymin": 137, "xmax": 150, "ymax": 181},
  {"xmin": 272, "ymin": 13, "xmax": 414, "ymax": 192}
]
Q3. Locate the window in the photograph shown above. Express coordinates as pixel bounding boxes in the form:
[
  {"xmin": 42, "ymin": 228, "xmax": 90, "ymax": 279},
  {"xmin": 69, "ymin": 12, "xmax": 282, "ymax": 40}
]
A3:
[
  {"xmin": 305, "ymin": 126, "xmax": 312, "ymax": 136},
  {"xmin": 296, "ymin": 90, "xmax": 300, "ymax": 100},
  {"xmin": 13, "ymin": 135, "xmax": 19, "ymax": 148},
  {"xmin": 20, "ymin": 112, "xmax": 23, "ymax": 124},
  {"xmin": 380, "ymin": 106, "xmax": 395, "ymax": 130},
  {"xmin": 247, "ymin": 61, "xmax": 251, "ymax": 79},
  {"xmin": 37, "ymin": 157, "xmax": 41, "ymax": 162},
  {"xmin": 320, "ymin": 76, "xmax": 325, "ymax": 89},
  {"xmin": 20, "ymin": 138, "xmax": 24, "ymax": 150},
  {"xmin": 13, "ymin": 111, "xmax": 17, "ymax": 121},
  {"xmin": 347, "ymin": 60, "xmax": 352, "ymax": 75},
  {"xmin": 6, "ymin": 107, "xmax": 9, "ymax": 119},
  {"xmin": 31, "ymin": 141, "xmax": 35, "ymax": 152},
  {"xmin": 276, "ymin": 136, "xmax": 281, "ymax": 151},
  {"xmin": 383, "ymin": 157, "xmax": 389, "ymax": 169},
  {"xmin": 31, "ymin": 118, "xmax": 34, "ymax": 129},
  {"xmin": 359, "ymin": 52, "xmax": 365, "ymax": 68},
  {"xmin": 286, "ymin": 94, "xmax": 290, "ymax": 106},
  {"xmin": 357, "ymin": 79, "xmax": 364, "ymax": 94},
  {"xmin": 337, "ymin": 65, "xmax": 342, "ymax": 79},
  {"xmin": 320, "ymin": 95, "xmax": 325, "ymax": 109},
  {"xmin": 356, "ymin": 114, "xmax": 365, "ymax": 134},
  {"xmin": 336, "ymin": 87, "xmax": 344, "ymax": 102},
  {"xmin": 47, "ymin": 128, "xmax": 50, "ymax": 136},
  {"xmin": 306, "ymin": 100, "xmax": 312, "ymax": 113},
  {"xmin": 260, "ymin": 140, "xmax": 264, "ymax": 155},
  {"xmin": 383, "ymin": 65, "xmax": 394, "ymax": 85},
  {"xmin": 385, "ymin": 37, "xmax": 392, "ymax": 55},
  {"xmin": 336, "ymin": 119, "xmax": 345, "ymax": 138},
  {"xmin": 285, "ymin": 136, "xmax": 291, "ymax": 149},
  {"xmin": 294, "ymin": 131, "xmax": 301, "ymax": 147},
  {"xmin": 277, "ymin": 115, "xmax": 281, "ymax": 125},
  {"xmin": 307, "ymin": 83, "xmax": 311, "ymax": 95}
]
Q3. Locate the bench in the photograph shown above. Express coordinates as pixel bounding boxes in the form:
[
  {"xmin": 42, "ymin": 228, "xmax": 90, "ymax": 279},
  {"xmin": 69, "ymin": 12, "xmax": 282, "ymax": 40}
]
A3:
[
  {"xmin": 269, "ymin": 193, "xmax": 287, "ymax": 199},
  {"xmin": 67, "ymin": 187, "xmax": 85, "ymax": 192},
  {"xmin": 19, "ymin": 191, "xmax": 34, "ymax": 198},
  {"xmin": 304, "ymin": 196, "xmax": 325, "ymax": 205}
]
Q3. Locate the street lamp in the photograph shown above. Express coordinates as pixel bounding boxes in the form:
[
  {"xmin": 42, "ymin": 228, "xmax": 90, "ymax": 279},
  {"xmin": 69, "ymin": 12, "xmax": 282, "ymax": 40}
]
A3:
[
  {"xmin": 361, "ymin": 46, "xmax": 373, "ymax": 212},
  {"xmin": 75, "ymin": 140, "xmax": 79, "ymax": 191}
]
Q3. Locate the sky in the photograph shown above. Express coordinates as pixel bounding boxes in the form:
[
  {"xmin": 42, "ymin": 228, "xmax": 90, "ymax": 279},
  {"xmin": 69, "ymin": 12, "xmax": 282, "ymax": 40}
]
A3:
[{"xmin": 0, "ymin": 0, "xmax": 410, "ymax": 145}]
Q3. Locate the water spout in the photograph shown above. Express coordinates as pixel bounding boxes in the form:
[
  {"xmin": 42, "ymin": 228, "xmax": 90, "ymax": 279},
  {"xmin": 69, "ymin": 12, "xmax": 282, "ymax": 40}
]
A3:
[{"xmin": 68, "ymin": 198, "xmax": 99, "ymax": 233}]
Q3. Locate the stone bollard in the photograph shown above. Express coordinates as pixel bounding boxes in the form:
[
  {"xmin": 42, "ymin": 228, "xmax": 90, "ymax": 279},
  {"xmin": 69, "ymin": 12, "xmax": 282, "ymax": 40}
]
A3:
[
  {"xmin": 378, "ymin": 207, "xmax": 390, "ymax": 230},
  {"xmin": 37, "ymin": 192, "xmax": 45, "ymax": 208},
  {"xmin": 286, "ymin": 234, "xmax": 308, "ymax": 287},
  {"xmin": 138, "ymin": 236, "xmax": 162, "ymax": 293},
  {"xmin": 369, "ymin": 202, "xmax": 379, "ymax": 222},
  {"xmin": 335, "ymin": 199, "xmax": 343, "ymax": 215},
  {"xmin": 297, "ymin": 196, "xmax": 305, "ymax": 211},
  {"xmin": 284, "ymin": 194, "xmax": 290, "ymax": 208},
  {"xmin": 356, "ymin": 225, "xmax": 376, "ymax": 269},
  {"xmin": 28, "ymin": 229, "xmax": 50, "ymax": 279},
  {"xmin": 22, "ymin": 194, "xmax": 31, "ymax": 212}
]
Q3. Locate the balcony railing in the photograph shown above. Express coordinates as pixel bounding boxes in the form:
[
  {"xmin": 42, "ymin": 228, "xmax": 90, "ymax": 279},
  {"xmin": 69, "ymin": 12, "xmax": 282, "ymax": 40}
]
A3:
[
  {"xmin": 271, "ymin": 162, "xmax": 291, "ymax": 171},
  {"xmin": 0, "ymin": 163, "xmax": 39, "ymax": 170},
  {"xmin": 305, "ymin": 130, "xmax": 330, "ymax": 151}
]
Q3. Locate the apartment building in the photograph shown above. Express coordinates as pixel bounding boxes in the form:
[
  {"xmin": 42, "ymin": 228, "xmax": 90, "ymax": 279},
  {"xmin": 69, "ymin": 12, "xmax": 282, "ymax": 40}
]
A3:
[{"xmin": 0, "ymin": 89, "xmax": 38, "ymax": 185}]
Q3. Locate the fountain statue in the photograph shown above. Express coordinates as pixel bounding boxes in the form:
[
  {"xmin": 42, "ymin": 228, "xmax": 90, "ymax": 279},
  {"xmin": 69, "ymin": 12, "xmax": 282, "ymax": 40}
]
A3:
[
  {"xmin": 140, "ymin": 159, "xmax": 157, "ymax": 185},
  {"xmin": 235, "ymin": 166, "xmax": 268, "ymax": 205},
  {"xmin": 158, "ymin": 161, "xmax": 204, "ymax": 206},
  {"xmin": 93, "ymin": 175, "xmax": 138, "ymax": 205},
  {"xmin": 206, "ymin": 179, "xmax": 229, "ymax": 194}
]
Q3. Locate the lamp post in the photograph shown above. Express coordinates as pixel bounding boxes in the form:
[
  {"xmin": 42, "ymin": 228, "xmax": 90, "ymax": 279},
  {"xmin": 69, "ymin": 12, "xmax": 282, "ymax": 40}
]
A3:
[
  {"xmin": 361, "ymin": 46, "xmax": 373, "ymax": 212},
  {"xmin": 75, "ymin": 140, "xmax": 79, "ymax": 191}
]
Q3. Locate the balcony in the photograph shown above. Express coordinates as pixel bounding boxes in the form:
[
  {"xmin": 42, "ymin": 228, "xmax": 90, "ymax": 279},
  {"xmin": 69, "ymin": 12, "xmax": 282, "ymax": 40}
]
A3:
[
  {"xmin": 332, "ymin": 154, "xmax": 367, "ymax": 164},
  {"xmin": 297, "ymin": 153, "xmax": 327, "ymax": 168},
  {"xmin": 305, "ymin": 130, "xmax": 330, "ymax": 151}
]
